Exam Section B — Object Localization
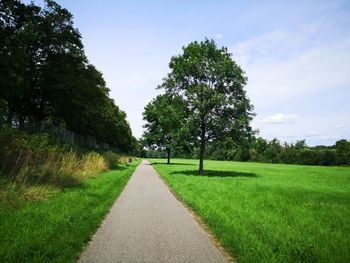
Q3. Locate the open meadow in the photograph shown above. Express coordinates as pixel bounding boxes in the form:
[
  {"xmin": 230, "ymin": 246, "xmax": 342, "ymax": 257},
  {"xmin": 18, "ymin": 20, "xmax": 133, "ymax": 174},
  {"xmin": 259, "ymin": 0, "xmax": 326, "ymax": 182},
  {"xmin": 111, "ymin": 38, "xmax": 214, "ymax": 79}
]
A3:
[{"xmin": 149, "ymin": 158, "xmax": 350, "ymax": 263}]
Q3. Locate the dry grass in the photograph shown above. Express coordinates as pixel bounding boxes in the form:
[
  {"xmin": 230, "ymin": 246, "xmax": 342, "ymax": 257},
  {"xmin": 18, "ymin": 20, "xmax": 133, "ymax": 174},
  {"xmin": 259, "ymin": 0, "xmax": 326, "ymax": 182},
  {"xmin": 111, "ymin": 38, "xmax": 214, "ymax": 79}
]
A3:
[
  {"xmin": 80, "ymin": 152, "xmax": 108, "ymax": 178},
  {"xmin": 0, "ymin": 128, "xmax": 136, "ymax": 208}
]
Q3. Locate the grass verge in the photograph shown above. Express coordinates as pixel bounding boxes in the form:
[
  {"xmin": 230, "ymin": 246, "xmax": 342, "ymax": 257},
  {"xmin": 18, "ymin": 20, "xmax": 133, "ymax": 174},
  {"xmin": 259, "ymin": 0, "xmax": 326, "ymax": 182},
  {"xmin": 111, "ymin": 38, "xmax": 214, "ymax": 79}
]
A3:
[
  {"xmin": 0, "ymin": 160, "xmax": 140, "ymax": 263},
  {"xmin": 149, "ymin": 158, "xmax": 350, "ymax": 263}
]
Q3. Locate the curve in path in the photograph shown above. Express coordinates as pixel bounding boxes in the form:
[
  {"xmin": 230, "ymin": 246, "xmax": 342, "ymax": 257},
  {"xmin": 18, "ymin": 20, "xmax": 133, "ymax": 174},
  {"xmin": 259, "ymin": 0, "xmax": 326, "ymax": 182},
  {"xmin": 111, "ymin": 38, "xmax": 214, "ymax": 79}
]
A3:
[{"xmin": 78, "ymin": 160, "xmax": 227, "ymax": 263}]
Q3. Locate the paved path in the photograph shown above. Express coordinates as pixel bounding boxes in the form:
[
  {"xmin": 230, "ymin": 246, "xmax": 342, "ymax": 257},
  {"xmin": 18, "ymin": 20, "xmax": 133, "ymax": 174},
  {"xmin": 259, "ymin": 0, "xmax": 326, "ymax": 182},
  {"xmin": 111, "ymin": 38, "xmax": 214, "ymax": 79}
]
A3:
[{"xmin": 78, "ymin": 160, "xmax": 227, "ymax": 263}]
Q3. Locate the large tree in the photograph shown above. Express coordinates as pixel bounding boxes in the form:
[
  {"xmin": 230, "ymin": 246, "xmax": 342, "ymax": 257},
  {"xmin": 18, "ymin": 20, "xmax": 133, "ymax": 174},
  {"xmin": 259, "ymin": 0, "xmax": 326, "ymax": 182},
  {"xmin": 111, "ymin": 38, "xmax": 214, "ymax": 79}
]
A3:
[
  {"xmin": 142, "ymin": 94, "xmax": 186, "ymax": 164},
  {"xmin": 161, "ymin": 39, "xmax": 254, "ymax": 174}
]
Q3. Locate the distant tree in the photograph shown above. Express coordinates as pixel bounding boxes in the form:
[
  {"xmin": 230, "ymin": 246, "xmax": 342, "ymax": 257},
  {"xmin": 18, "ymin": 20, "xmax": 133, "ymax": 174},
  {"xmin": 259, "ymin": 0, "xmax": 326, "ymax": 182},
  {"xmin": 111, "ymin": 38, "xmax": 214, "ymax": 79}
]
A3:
[
  {"xmin": 320, "ymin": 149, "xmax": 337, "ymax": 166},
  {"xmin": 335, "ymin": 139, "xmax": 350, "ymax": 165},
  {"xmin": 161, "ymin": 39, "xmax": 254, "ymax": 174},
  {"xmin": 250, "ymin": 137, "xmax": 267, "ymax": 161},
  {"xmin": 142, "ymin": 94, "xmax": 186, "ymax": 164},
  {"xmin": 294, "ymin": 139, "xmax": 307, "ymax": 150},
  {"xmin": 264, "ymin": 138, "xmax": 282, "ymax": 163}
]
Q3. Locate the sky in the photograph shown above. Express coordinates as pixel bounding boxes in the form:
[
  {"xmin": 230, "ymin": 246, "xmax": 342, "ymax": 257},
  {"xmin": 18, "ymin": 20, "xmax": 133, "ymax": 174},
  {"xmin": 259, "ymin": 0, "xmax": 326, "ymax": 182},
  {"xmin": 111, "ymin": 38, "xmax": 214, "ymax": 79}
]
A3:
[{"xmin": 27, "ymin": 0, "xmax": 350, "ymax": 146}]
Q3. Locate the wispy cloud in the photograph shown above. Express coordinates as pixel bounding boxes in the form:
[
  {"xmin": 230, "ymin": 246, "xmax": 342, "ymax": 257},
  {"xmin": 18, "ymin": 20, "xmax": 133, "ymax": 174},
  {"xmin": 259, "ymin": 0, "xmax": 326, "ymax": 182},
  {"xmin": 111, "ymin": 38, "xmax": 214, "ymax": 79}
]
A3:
[
  {"xmin": 231, "ymin": 29, "xmax": 350, "ymax": 105},
  {"xmin": 213, "ymin": 33, "xmax": 223, "ymax": 40},
  {"xmin": 259, "ymin": 113, "xmax": 298, "ymax": 125},
  {"xmin": 335, "ymin": 123, "xmax": 345, "ymax": 129}
]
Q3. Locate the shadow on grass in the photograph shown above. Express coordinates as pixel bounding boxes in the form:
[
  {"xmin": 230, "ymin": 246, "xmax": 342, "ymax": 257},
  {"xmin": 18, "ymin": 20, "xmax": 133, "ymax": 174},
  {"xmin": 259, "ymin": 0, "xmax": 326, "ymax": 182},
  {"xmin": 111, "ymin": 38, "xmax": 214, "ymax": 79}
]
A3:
[
  {"xmin": 28, "ymin": 165, "xmax": 128, "ymax": 190},
  {"xmin": 110, "ymin": 164, "xmax": 128, "ymax": 171},
  {"xmin": 170, "ymin": 169, "xmax": 257, "ymax": 178},
  {"xmin": 150, "ymin": 162, "xmax": 194, "ymax": 166}
]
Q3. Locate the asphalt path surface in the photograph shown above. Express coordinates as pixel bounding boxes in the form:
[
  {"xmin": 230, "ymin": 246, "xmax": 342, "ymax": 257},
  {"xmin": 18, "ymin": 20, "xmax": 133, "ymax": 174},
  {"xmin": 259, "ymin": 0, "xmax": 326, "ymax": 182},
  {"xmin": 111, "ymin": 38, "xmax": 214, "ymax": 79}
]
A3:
[{"xmin": 78, "ymin": 160, "xmax": 227, "ymax": 263}]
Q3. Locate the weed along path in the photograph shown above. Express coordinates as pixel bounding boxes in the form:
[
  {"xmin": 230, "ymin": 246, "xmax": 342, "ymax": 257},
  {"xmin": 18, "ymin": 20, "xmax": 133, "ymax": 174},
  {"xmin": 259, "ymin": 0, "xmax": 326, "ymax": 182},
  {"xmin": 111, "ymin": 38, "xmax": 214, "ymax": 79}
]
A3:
[{"xmin": 79, "ymin": 160, "xmax": 227, "ymax": 263}]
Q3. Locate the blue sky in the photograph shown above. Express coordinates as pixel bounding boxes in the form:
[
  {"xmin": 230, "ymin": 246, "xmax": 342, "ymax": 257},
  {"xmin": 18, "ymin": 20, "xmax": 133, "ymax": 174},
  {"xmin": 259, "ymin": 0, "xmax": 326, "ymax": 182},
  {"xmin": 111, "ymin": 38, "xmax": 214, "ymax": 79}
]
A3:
[{"xmin": 28, "ymin": 0, "xmax": 350, "ymax": 145}]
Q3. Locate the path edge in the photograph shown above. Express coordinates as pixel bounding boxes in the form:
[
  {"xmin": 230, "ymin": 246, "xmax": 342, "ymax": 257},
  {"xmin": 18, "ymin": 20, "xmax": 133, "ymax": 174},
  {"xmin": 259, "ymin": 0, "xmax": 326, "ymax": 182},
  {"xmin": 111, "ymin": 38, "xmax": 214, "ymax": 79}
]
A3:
[{"xmin": 150, "ymin": 162, "xmax": 237, "ymax": 263}]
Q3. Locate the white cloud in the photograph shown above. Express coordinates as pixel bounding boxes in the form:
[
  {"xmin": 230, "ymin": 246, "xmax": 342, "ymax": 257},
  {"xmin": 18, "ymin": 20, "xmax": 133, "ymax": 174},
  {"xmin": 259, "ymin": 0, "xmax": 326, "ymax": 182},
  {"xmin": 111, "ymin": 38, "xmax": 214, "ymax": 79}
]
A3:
[
  {"xmin": 234, "ymin": 40, "xmax": 350, "ymax": 108},
  {"xmin": 335, "ymin": 123, "xmax": 345, "ymax": 129},
  {"xmin": 259, "ymin": 113, "xmax": 298, "ymax": 125},
  {"xmin": 229, "ymin": 13, "xmax": 350, "ymax": 145},
  {"xmin": 229, "ymin": 18, "xmax": 350, "ymax": 108},
  {"xmin": 213, "ymin": 33, "xmax": 223, "ymax": 40}
]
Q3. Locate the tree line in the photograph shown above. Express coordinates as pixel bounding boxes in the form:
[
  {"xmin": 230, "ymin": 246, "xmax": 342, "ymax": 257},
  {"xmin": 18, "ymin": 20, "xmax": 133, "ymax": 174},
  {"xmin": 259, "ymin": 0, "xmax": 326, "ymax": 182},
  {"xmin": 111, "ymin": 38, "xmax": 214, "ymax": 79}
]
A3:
[
  {"xmin": 0, "ymin": 0, "xmax": 137, "ymax": 153},
  {"xmin": 195, "ymin": 137, "xmax": 350, "ymax": 166}
]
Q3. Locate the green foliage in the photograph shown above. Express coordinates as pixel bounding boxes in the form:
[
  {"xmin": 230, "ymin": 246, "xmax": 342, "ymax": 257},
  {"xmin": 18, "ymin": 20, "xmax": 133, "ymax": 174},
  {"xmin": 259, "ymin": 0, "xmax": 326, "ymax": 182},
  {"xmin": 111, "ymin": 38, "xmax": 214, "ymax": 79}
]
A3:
[
  {"xmin": 150, "ymin": 158, "xmax": 350, "ymax": 263},
  {"xmin": 0, "ymin": 161, "xmax": 139, "ymax": 263},
  {"xmin": 0, "ymin": 0, "xmax": 136, "ymax": 152},
  {"xmin": 153, "ymin": 39, "xmax": 254, "ymax": 174},
  {"xmin": 0, "ymin": 127, "xmax": 104, "ymax": 181},
  {"xmin": 101, "ymin": 151, "xmax": 120, "ymax": 168},
  {"xmin": 335, "ymin": 139, "xmax": 350, "ymax": 165},
  {"xmin": 0, "ymin": 127, "xmax": 128, "ymax": 209},
  {"xmin": 142, "ymin": 94, "xmax": 187, "ymax": 163},
  {"xmin": 205, "ymin": 136, "xmax": 349, "ymax": 166}
]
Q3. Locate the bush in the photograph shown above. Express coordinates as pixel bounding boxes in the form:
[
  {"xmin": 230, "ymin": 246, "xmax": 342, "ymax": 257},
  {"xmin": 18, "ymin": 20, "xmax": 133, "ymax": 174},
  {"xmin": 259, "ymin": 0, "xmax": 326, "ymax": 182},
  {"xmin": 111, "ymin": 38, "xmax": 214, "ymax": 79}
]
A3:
[
  {"xmin": 102, "ymin": 151, "xmax": 120, "ymax": 168},
  {"xmin": 80, "ymin": 152, "xmax": 108, "ymax": 177},
  {"xmin": 0, "ymin": 127, "xmax": 123, "ymax": 205}
]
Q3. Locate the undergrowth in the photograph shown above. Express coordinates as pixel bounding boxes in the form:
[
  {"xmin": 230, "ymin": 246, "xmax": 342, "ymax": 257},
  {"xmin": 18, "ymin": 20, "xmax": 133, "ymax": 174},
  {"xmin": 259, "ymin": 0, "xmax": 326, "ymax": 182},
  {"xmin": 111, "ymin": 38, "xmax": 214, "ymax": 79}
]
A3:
[{"xmin": 0, "ymin": 127, "xmax": 134, "ymax": 208}]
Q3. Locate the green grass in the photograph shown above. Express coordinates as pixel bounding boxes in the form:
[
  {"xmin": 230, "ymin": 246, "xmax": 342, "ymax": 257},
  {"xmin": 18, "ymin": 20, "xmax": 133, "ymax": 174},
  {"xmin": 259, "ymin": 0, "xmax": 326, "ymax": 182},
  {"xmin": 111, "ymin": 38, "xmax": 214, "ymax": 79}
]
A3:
[
  {"xmin": 149, "ymin": 158, "xmax": 350, "ymax": 263},
  {"xmin": 0, "ymin": 160, "xmax": 140, "ymax": 263}
]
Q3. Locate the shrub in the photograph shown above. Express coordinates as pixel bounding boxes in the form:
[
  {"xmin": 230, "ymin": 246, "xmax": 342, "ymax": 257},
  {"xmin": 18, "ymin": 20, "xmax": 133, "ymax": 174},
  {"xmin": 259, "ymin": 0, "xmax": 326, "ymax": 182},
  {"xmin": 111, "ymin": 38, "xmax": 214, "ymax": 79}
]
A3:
[
  {"xmin": 80, "ymin": 152, "xmax": 108, "ymax": 177},
  {"xmin": 0, "ymin": 128, "xmax": 119, "ymax": 191},
  {"xmin": 102, "ymin": 151, "xmax": 120, "ymax": 168}
]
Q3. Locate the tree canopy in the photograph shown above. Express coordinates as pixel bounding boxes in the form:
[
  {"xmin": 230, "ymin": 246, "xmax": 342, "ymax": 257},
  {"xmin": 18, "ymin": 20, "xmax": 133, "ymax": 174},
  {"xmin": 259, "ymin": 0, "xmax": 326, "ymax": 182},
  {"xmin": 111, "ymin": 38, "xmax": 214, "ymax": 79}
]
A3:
[
  {"xmin": 146, "ymin": 39, "xmax": 254, "ymax": 174},
  {"xmin": 0, "ymin": 0, "xmax": 136, "ymax": 152},
  {"xmin": 142, "ymin": 93, "xmax": 187, "ymax": 164}
]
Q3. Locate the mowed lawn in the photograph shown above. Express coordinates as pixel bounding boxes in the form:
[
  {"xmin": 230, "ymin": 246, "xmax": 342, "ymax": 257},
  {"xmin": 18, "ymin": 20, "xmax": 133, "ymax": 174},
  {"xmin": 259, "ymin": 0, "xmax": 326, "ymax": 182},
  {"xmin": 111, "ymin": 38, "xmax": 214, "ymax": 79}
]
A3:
[
  {"xmin": 149, "ymin": 158, "xmax": 350, "ymax": 263},
  {"xmin": 0, "ymin": 161, "xmax": 140, "ymax": 263}
]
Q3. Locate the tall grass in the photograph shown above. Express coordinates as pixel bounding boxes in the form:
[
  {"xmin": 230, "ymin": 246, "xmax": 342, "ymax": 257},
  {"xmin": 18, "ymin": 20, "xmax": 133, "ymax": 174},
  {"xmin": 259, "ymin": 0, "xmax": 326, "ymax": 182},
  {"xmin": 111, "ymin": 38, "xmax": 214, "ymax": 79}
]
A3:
[{"xmin": 0, "ymin": 127, "xmax": 125, "ymax": 208}]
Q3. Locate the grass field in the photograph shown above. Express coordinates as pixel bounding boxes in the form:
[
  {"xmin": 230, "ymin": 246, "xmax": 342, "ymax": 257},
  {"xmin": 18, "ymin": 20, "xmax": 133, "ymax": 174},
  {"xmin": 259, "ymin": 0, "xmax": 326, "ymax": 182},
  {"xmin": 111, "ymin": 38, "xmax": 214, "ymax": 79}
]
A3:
[
  {"xmin": 0, "ymin": 160, "xmax": 139, "ymax": 263},
  {"xmin": 149, "ymin": 158, "xmax": 350, "ymax": 263}
]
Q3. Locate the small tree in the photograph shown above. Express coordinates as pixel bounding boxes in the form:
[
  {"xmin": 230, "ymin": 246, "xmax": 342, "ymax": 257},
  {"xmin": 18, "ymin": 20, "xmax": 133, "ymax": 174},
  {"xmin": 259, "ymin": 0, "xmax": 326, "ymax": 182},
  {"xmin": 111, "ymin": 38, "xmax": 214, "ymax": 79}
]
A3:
[
  {"xmin": 142, "ymin": 94, "xmax": 186, "ymax": 164},
  {"xmin": 161, "ymin": 39, "xmax": 254, "ymax": 174}
]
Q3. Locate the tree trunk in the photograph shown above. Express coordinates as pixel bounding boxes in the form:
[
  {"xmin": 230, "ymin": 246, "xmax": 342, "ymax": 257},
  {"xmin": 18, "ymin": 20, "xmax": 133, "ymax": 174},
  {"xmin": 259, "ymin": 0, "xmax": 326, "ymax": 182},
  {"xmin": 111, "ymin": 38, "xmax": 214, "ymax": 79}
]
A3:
[
  {"xmin": 199, "ymin": 141, "xmax": 205, "ymax": 175},
  {"xmin": 6, "ymin": 105, "xmax": 13, "ymax": 127},
  {"xmin": 6, "ymin": 113, "xmax": 13, "ymax": 126},
  {"xmin": 19, "ymin": 115, "xmax": 24, "ymax": 130},
  {"xmin": 167, "ymin": 148, "xmax": 171, "ymax": 164},
  {"xmin": 199, "ymin": 126, "xmax": 206, "ymax": 175}
]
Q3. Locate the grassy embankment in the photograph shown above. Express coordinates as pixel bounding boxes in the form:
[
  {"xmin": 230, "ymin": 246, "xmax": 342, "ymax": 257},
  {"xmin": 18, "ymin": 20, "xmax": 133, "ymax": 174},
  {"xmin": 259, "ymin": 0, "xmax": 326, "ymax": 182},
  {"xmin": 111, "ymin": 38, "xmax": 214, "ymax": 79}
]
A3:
[
  {"xmin": 0, "ymin": 127, "xmax": 139, "ymax": 262},
  {"xmin": 149, "ymin": 158, "xmax": 350, "ymax": 263}
]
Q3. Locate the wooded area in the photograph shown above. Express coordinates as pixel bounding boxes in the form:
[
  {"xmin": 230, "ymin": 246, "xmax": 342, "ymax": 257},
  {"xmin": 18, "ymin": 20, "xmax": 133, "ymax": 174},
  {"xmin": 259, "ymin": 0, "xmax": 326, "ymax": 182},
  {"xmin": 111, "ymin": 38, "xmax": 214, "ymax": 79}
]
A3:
[{"xmin": 0, "ymin": 0, "xmax": 137, "ymax": 153}]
